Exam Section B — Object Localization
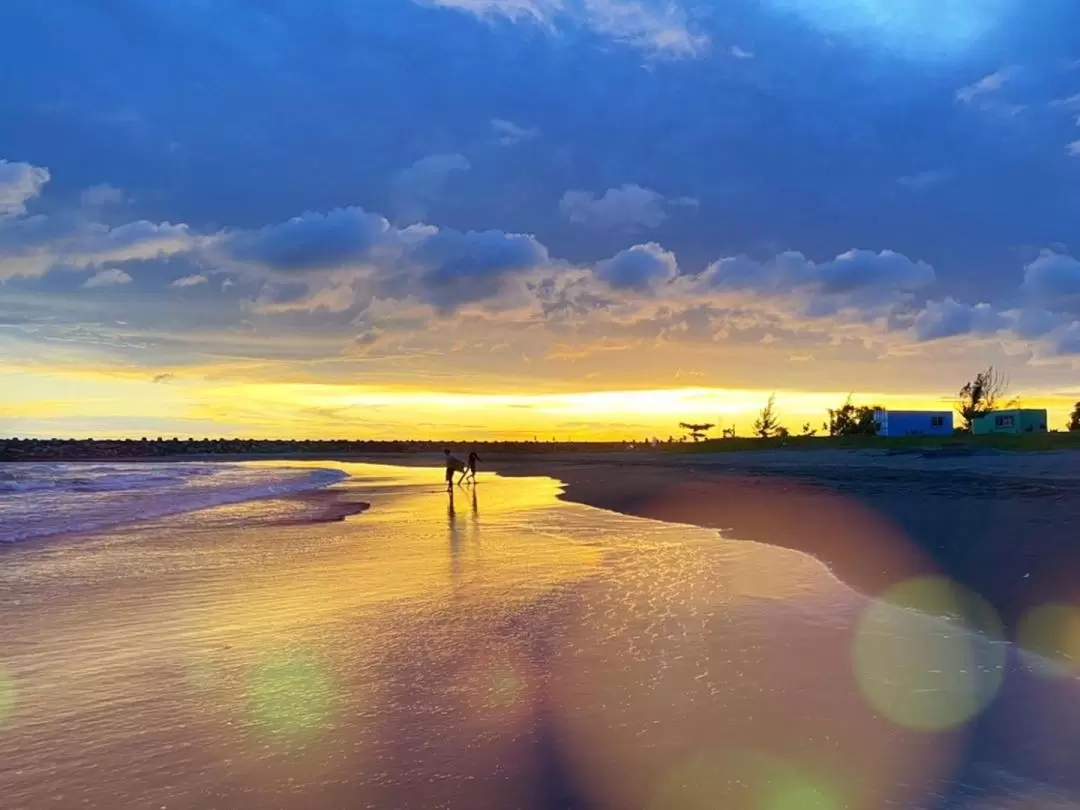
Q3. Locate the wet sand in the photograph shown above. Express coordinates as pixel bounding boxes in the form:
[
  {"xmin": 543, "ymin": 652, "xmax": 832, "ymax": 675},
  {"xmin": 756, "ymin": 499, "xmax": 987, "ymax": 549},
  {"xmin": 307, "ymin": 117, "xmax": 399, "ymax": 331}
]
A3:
[
  {"xmin": 377, "ymin": 449, "xmax": 1080, "ymax": 632},
  {"xmin": 3, "ymin": 457, "xmax": 1080, "ymax": 808}
]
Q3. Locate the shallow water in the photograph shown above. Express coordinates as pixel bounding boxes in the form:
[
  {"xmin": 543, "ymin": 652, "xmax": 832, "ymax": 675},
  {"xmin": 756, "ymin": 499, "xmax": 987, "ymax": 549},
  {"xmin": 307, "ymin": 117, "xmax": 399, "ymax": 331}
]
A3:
[{"xmin": 0, "ymin": 462, "xmax": 1078, "ymax": 809}]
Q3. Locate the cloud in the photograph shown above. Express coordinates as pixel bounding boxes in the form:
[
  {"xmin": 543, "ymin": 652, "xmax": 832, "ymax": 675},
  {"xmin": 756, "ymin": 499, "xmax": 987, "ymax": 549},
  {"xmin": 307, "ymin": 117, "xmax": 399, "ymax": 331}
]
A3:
[
  {"xmin": 218, "ymin": 207, "xmax": 391, "ymax": 273},
  {"xmin": 171, "ymin": 274, "xmax": 208, "ymax": 288},
  {"xmin": 408, "ymin": 228, "xmax": 550, "ymax": 309},
  {"xmin": 560, "ymin": 184, "xmax": 668, "ymax": 229},
  {"xmin": 152, "ymin": 372, "xmax": 176, "ymax": 384},
  {"xmin": 1, "ymin": 215, "xmax": 196, "ymax": 280},
  {"xmin": 730, "ymin": 46, "xmax": 754, "ymax": 59},
  {"xmin": 0, "ymin": 160, "xmax": 50, "ymax": 217},
  {"xmin": 491, "ymin": 118, "xmax": 539, "ymax": 145},
  {"xmin": 418, "ymin": 0, "xmax": 709, "ymax": 59},
  {"xmin": 956, "ymin": 69, "xmax": 1012, "ymax": 104},
  {"xmin": 582, "ymin": 0, "xmax": 709, "ymax": 59},
  {"xmin": 697, "ymin": 249, "xmax": 935, "ymax": 314},
  {"xmin": 81, "ymin": 184, "xmax": 125, "ymax": 208},
  {"xmin": 595, "ymin": 242, "xmax": 678, "ymax": 290},
  {"xmin": 83, "ymin": 267, "xmax": 134, "ymax": 288},
  {"xmin": 912, "ymin": 298, "xmax": 1005, "ymax": 341},
  {"xmin": 1021, "ymin": 251, "xmax": 1080, "ymax": 310},
  {"xmin": 897, "ymin": 170, "xmax": 946, "ymax": 189},
  {"xmin": 419, "ymin": 0, "xmax": 559, "ymax": 24},
  {"xmin": 391, "ymin": 153, "xmax": 470, "ymax": 222},
  {"xmin": 1068, "ymin": 141, "xmax": 1080, "ymax": 156}
]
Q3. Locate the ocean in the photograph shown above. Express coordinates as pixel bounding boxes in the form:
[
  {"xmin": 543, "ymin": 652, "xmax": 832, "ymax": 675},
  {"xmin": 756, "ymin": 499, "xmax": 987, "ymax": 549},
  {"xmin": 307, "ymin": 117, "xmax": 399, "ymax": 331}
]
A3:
[{"xmin": 0, "ymin": 461, "xmax": 1077, "ymax": 809}]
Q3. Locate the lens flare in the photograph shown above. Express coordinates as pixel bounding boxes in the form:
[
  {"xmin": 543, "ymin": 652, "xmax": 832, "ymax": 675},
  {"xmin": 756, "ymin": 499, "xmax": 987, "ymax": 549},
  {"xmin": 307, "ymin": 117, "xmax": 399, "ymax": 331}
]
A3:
[
  {"xmin": 854, "ymin": 577, "xmax": 1005, "ymax": 731},
  {"xmin": 650, "ymin": 750, "xmax": 842, "ymax": 810},
  {"xmin": 247, "ymin": 650, "xmax": 336, "ymax": 743},
  {"xmin": 0, "ymin": 668, "xmax": 13, "ymax": 727},
  {"xmin": 1016, "ymin": 602, "xmax": 1080, "ymax": 677}
]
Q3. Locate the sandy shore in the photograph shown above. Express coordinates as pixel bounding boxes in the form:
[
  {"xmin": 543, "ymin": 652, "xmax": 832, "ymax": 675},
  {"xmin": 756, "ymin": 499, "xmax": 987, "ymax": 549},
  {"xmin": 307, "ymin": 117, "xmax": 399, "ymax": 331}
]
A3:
[
  {"xmin": 331, "ymin": 448, "xmax": 1080, "ymax": 631},
  {"xmin": 12, "ymin": 448, "xmax": 1080, "ymax": 628}
]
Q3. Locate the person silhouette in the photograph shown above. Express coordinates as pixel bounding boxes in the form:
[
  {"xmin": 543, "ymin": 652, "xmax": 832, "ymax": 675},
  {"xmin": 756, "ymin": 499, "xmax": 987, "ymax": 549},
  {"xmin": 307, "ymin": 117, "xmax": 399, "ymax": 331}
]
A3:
[
  {"xmin": 444, "ymin": 448, "xmax": 466, "ymax": 489},
  {"xmin": 465, "ymin": 451, "xmax": 481, "ymax": 484}
]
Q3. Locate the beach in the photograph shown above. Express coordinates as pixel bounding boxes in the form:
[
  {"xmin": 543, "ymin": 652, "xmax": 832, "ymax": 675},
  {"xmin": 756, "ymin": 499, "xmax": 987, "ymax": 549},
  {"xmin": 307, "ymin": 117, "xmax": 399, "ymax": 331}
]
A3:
[{"xmin": 1, "ymin": 455, "xmax": 1080, "ymax": 808}]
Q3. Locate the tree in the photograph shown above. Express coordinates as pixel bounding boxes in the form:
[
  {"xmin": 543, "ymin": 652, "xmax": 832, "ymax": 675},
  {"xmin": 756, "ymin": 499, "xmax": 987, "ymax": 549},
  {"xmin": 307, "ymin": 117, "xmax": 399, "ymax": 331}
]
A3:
[
  {"xmin": 828, "ymin": 395, "xmax": 881, "ymax": 437},
  {"xmin": 679, "ymin": 422, "xmax": 715, "ymax": 442},
  {"xmin": 800, "ymin": 422, "xmax": 818, "ymax": 437},
  {"xmin": 956, "ymin": 366, "xmax": 1012, "ymax": 432},
  {"xmin": 753, "ymin": 394, "xmax": 784, "ymax": 438},
  {"xmin": 1069, "ymin": 402, "xmax": 1080, "ymax": 432}
]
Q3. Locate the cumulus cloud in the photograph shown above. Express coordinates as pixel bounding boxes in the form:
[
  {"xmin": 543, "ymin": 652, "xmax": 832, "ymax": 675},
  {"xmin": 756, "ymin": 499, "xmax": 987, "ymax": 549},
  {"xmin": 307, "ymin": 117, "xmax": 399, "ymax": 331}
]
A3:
[
  {"xmin": 595, "ymin": 242, "xmax": 677, "ymax": 290},
  {"xmin": 0, "ymin": 160, "xmax": 50, "ymax": 217},
  {"xmin": 391, "ymin": 153, "xmax": 470, "ymax": 222},
  {"xmin": 218, "ymin": 207, "xmax": 391, "ymax": 273},
  {"xmin": 1021, "ymin": 251, "xmax": 1080, "ymax": 310},
  {"xmin": 491, "ymin": 118, "xmax": 539, "ymax": 145},
  {"xmin": 730, "ymin": 45, "xmax": 754, "ymax": 59},
  {"xmin": 695, "ymin": 249, "xmax": 935, "ymax": 317},
  {"xmin": 912, "ymin": 298, "xmax": 1006, "ymax": 341},
  {"xmin": 170, "ymin": 274, "xmax": 208, "ymax": 288},
  {"xmin": 83, "ymin": 268, "xmax": 134, "ymax": 288},
  {"xmin": 560, "ymin": 184, "xmax": 669, "ymax": 229},
  {"xmin": 408, "ymin": 228, "xmax": 550, "ymax": 309}
]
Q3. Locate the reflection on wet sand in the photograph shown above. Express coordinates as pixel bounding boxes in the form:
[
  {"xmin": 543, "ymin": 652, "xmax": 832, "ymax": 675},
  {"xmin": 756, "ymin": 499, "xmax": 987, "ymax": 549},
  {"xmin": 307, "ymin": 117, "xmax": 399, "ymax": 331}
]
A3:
[{"xmin": 0, "ymin": 462, "xmax": 1078, "ymax": 809}]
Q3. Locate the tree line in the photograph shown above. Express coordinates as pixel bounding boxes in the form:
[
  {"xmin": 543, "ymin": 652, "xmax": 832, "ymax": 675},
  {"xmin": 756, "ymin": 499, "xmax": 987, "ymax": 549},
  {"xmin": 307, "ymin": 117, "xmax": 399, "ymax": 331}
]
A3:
[{"xmin": 680, "ymin": 366, "xmax": 1080, "ymax": 441}]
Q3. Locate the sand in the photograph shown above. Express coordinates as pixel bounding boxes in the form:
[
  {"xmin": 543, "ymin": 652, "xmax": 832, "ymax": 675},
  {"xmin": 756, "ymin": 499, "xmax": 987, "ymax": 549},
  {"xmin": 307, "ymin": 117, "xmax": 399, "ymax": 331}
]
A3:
[
  {"xmin": 4, "ymin": 455, "xmax": 1080, "ymax": 808},
  {"xmin": 344, "ymin": 448, "xmax": 1080, "ymax": 631}
]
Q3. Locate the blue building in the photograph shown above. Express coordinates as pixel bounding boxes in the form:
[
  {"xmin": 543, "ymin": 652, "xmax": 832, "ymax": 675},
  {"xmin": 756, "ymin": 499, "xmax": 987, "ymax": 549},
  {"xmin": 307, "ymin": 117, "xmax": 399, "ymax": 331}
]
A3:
[{"xmin": 873, "ymin": 409, "xmax": 953, "ymax": 437}]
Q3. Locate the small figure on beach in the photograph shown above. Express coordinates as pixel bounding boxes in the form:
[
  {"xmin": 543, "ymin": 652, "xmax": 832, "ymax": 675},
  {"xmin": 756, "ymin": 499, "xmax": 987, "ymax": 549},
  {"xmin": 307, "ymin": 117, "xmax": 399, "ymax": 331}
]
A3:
[
  {"xmin": 444, "ymin": 449, "xmax": 467, "ymax": 488},
  {"xmin": 465, "ymin": 451, "xmax": 481, "ymax": 484}
]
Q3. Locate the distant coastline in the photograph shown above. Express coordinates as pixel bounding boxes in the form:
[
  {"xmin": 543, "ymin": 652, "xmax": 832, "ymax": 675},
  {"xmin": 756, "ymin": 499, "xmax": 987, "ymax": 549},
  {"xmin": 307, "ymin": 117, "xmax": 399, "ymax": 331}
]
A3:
[{"xmin": 5, "ymin": 431, "xmax": 1080, "ymax": 462}]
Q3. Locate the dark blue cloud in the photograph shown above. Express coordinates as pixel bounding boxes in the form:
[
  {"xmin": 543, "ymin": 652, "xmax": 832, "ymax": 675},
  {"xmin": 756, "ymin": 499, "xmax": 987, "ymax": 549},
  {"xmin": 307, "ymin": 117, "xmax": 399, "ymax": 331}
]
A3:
[
  {"xmin": 410, "ymin": 228, "xmax": 548, "ymax": 307},
  {"xmin": 595, "ymin": 243, "xmax": 677, "ymax": 290},
  {"xmin": 5, "ymin": 0, "xmax": 1080, "ymax": 364},
  {"xmin": 219, "ymin": 208, "xmax": 389, "ymax": 273}
]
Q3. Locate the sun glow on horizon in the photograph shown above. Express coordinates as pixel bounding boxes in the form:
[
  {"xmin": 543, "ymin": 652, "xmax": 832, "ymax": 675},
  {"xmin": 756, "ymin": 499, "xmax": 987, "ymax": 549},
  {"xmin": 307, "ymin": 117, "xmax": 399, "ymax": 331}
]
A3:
[{"xmin": 4, "ymin": 368, "xmax": 1079, "ymax": 441}]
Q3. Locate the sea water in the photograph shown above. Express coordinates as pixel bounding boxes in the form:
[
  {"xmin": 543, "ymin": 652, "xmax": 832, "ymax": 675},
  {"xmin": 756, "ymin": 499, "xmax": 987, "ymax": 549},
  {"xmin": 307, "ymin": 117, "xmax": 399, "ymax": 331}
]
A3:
[
  {"xmin": 0, "ymin": 462, "xmax": 1077, "ymax": 809},
  {"xmin": 0, "ymin": 462, "xmax": 346, "ymax": 542}
]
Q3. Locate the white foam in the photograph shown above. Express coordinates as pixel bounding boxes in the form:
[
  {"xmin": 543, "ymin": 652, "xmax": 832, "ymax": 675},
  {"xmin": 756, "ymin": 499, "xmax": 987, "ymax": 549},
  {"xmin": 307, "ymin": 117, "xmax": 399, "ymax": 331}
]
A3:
[{"xmin": 0, "ymin": 462, "xmax": 347, "ymax": 542}]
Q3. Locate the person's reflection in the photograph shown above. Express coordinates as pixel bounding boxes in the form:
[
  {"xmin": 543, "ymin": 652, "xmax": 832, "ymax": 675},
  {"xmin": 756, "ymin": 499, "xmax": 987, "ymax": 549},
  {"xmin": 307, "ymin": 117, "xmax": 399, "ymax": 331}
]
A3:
[
  {"xmin": 470, "ymin": 485, "xmax": 480, "ymax": 544},
  {"xmin": 448, "ymin": 487, "xmax": 462, "ymax": 583}
]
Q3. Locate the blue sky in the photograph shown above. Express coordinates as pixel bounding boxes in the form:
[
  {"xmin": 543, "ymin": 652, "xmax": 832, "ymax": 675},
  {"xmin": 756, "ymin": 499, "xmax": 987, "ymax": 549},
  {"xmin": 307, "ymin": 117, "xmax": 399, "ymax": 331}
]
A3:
[{"xmin": 4, "ymin": 0, "xmax": 1080, "ymax": 436}]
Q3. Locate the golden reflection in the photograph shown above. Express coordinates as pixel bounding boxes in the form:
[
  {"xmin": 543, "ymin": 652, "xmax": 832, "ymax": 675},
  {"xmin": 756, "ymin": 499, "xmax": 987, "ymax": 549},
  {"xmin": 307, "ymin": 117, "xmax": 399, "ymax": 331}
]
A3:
[
  {"xmin": 853, "ymin": 577, "xmax": 1005, "ymax": 732},
  {"xmin": 550, "ymin": 480, "xmax": 962, "ymax": 810}
]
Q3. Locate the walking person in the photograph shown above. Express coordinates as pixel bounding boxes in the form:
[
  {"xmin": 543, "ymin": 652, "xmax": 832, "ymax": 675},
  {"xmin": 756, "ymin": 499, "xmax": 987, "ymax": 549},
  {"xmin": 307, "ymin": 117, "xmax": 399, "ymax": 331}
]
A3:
[
  {"xmin": 465, "ymin": 451, "xmax": 481, "ymax": 484},
  {"xmin": 444, "ymin": 448, "xmax": 466, "ymax": 489}
]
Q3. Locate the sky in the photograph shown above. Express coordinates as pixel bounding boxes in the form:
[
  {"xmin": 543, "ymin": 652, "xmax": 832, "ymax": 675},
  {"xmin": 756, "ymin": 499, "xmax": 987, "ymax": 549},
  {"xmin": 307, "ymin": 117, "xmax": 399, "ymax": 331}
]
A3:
[{"xmin": 4, "ymin": 0, "xmax": 1080, "ymax": 439}]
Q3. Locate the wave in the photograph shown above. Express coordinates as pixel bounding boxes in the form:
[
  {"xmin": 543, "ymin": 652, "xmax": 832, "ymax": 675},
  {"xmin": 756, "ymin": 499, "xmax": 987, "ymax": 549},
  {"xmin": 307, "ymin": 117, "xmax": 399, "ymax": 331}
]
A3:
[{"xmin": 0, "ymin": 463, "xmax": 348, "ymax": 543}]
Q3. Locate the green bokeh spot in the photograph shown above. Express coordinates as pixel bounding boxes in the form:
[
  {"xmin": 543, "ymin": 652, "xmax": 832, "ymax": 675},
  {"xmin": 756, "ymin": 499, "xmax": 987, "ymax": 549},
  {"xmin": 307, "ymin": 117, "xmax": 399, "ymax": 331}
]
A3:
[
  {"xmin": 248, "ymin": 651, "xmax": 335, "ymax": 743},
  {"xmin": 0, "ymin": 669, "xmax": 14, "ymax": 727}
]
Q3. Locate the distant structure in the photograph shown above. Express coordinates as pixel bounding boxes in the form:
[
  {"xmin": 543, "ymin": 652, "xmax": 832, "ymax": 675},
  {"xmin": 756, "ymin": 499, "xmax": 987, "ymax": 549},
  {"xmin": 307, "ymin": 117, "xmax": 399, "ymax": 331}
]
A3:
[
  {"xmin": 972, "ymin": 408, "xmax": 1048, "ymax": 435},
  {"xmin": 873, "ymin": 409, "xmax": 953, "ymax": 437}
]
